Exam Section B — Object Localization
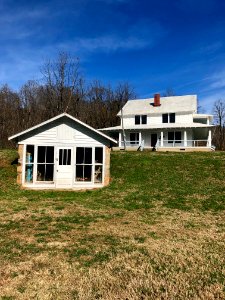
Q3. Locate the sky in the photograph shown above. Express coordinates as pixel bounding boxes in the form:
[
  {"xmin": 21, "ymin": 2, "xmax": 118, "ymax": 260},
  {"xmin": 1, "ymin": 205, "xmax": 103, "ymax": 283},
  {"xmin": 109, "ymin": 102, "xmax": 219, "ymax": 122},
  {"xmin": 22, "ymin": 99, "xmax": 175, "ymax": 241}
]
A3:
[{"xmin": 0, "ymin": 0, "xmax": 225, "ymax": 113}]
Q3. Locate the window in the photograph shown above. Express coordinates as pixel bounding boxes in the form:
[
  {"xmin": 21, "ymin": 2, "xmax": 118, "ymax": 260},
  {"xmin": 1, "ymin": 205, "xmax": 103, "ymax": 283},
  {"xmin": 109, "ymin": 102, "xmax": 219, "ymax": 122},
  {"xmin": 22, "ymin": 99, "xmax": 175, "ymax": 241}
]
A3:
[
  {"xmin": 37, "ymin": 146, "xmax": 54, "ymax": 181},
  {"xmin": 135, "ymin": 115, "xmax": 147, "ymax": 125},
  {"xmin": 168, "ymin": 131, "xmax": 181, "ymax": 143},
  {"xmin": 142, "ymin": 115, "xmax": 147, "ymax": 124},
  {"xmin": 170, "ymin": 113, "xmax": 175, "ymax": 123},
  {"xmin": 175, "ymin": 131, "xmax": 181, "ymax": 143},
  {"xmin": 162, "ymin": 113, "xmax": 176, "ymax": 123},
  {"xmin": 25, "ymin": 145, "xmax": 34, "ymax": 183},
  {"xmin": 130, "ymin": 132, "xmax": 139, "ymax": 145},
  {"xmin": 75, "ymin": 147, "xmax": 103, "ymax": 183},
  {"xmin": 76, "ymin": 147, "xmax": 92, "ymax": 182},
  {"xmin": 162, "ymin": 114, "xmax": 168, "ymax": 123},
  {"xmin": 94, "ymin": 147, "xmax": 103, "ymax": 183},
  {"xmin": 135, "ymin": 115, "xmax": 140, "ymax": 125},
  {"xmin": 59, "ymin": 149, "xmax": 71, "ymax": 165}
]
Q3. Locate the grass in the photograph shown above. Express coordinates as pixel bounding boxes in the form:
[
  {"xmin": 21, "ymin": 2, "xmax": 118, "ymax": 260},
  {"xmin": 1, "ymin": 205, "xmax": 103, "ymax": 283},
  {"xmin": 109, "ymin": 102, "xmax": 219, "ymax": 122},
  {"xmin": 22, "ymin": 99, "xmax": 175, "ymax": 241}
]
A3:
[{"xmin": 0, "ymin": 149, "xmax": 224, "ymax": 299}]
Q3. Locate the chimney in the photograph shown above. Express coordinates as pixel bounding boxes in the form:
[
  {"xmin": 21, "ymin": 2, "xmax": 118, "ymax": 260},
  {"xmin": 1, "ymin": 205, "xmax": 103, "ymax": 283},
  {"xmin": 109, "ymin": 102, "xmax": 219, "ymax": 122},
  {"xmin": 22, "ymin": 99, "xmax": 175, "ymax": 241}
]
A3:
[{"xmin": 154, "ymin": 93, "xmax": 161, "ymax": 106}]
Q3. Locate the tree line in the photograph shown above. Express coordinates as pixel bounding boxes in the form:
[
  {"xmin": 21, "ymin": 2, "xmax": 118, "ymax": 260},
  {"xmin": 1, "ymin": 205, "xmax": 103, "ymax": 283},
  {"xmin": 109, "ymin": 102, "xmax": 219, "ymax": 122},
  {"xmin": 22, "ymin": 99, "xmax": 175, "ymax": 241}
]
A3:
[
  {"xmin": 0, "ymin": 53, "xmax": 135, "ymax": 148},
  {"xmin": 0, "ymin": 52, "xmax": 224, "ymax": 150}
]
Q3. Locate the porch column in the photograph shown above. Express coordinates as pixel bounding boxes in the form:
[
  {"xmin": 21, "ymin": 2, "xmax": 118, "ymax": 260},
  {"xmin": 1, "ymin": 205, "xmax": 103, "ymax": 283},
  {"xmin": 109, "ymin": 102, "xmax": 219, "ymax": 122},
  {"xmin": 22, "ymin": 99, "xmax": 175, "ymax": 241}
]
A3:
[
  {"xmin": 160, "ymin": 131, "xmax": 163, "ymax": 147},
  {"xmin": 184, "ymin": 130, "xmax": 187, "ymax": 147},
  {"xmin": 119, "ymin": 132, "xmax": 122, "ymax": 147},
  {"xmin": 208, "ymin": 129, "xmax": 212, "ymax": 147},
  {"xmin": 139, "ymin": 132, "xmax": 142, "ymax": 146}
]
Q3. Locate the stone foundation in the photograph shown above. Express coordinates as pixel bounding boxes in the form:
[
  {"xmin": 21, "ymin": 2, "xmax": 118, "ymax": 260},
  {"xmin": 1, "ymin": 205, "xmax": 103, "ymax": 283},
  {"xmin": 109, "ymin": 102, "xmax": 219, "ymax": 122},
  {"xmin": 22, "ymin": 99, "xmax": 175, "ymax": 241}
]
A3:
[
  {"xmin": 104, "ymin": 147, "xmax": 111, "ymax": 186},
  {"xmin": 17, "ymin": 144, "xmax": 24, "ymax": 184}
]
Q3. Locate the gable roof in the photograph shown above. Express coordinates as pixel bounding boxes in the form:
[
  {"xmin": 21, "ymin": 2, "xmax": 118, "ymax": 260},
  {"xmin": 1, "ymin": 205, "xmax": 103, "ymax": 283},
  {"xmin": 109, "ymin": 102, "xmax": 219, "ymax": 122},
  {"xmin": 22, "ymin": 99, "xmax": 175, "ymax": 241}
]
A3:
[
  {"xmin": 117, "ymin": 95, "xmax": 197, "ymax": 116},
  {"xmin": 8, "ymin": 113, "xmax": 117, "ymax": 144}
]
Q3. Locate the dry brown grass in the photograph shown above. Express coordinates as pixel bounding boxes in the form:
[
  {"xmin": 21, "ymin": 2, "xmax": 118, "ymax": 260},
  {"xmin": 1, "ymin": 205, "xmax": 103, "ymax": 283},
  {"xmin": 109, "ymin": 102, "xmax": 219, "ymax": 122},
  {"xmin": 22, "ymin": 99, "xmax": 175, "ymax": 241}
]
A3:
[{"xmin": 0, "ymin": 206, "xmax": 224, "ymax": 300}]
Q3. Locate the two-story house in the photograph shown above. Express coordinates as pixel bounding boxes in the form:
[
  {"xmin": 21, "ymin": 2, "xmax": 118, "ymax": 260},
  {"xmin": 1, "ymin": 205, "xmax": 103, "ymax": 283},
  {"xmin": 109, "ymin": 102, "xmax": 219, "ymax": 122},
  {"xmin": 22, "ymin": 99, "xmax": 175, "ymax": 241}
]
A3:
[{"xmin": 100, "ymin": 94, "xmax": 215, "ymax": 151}]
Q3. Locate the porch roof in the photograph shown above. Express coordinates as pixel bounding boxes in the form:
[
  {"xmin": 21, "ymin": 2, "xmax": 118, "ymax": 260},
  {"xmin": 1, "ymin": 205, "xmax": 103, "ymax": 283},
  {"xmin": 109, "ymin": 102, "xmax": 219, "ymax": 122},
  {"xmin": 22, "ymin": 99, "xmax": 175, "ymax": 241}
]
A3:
[{"xmin": 100, "ymin": 123, "xmax": 214, "ymax": 131}]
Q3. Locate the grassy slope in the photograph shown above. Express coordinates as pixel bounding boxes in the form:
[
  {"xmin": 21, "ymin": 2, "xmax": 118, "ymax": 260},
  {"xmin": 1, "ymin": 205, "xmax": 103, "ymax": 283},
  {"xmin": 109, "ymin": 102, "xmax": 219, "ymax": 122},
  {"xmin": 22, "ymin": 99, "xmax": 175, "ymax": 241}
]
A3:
[{"xmin": 0, "ymin": 150, "xmax": 224, "ymax": 299}]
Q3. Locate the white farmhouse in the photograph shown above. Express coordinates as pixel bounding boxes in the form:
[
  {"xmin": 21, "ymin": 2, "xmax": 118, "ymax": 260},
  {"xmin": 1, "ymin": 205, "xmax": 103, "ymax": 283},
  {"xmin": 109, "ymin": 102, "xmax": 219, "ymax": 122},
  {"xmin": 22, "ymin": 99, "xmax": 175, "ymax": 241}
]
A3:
[
  {"xmin": 8, "ymin": 113, "xmax": 116, "ymax": 189},
  {"xmin": 100, "ymin": 94, "xmax": 215, "ymax": 151}
]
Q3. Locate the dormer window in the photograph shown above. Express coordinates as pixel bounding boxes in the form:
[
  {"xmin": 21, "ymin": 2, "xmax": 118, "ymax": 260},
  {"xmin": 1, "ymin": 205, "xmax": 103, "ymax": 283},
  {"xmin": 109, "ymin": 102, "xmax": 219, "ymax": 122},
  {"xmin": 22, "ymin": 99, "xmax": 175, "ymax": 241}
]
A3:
[
  {"xmin": 135, "ymin": 115, "xmax": 147, "ymax": 125},
  {"xmin": 162, "ymin": 113, "xmax": 175, "ymax": 123}
]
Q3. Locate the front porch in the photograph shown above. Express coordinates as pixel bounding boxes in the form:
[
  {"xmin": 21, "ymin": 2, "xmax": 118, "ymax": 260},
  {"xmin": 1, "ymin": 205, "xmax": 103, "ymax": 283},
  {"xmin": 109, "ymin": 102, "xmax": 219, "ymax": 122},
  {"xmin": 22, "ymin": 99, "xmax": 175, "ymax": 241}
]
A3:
[{"xmin": 113, "ymin": 128, "xmax": 215, "ymax": 152}]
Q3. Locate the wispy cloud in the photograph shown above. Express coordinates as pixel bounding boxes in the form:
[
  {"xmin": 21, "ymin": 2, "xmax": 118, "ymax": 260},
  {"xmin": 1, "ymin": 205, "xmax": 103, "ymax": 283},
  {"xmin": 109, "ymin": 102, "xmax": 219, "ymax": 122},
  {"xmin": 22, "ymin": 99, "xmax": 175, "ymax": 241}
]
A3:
[
  {"xmin": 61, "ymin": 20, "xmax": 166, "ymax": 53},
  {"xmin": 209, "ymin": 70, "xmax": 225, "ymax": 89},
  {"xmin": 193, "ymin": 41, "xmax": 224, "ymax": 56},
  {"xmin": 199, "ymin": 91, "xmax": 225, "ymax": 114},
  {"xmin": 66, "ymin": 35, "xmax": 150, "ymax": 52}
]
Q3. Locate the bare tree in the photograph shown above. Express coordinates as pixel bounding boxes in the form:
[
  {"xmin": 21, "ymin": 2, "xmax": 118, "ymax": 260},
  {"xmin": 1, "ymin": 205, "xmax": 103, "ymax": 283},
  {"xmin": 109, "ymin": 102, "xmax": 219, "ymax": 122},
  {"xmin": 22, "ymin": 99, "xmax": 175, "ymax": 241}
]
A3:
[
  {"xmin": 213, "ymin": 99, "xmax": 225, "ymax": 150},
  {"xmin": 40, "ymin": 52, "xmax": 81, "ymax": 116},
  {"xmin": 0, "ymin": 85, "xmax": 21, "ymax": 148}
]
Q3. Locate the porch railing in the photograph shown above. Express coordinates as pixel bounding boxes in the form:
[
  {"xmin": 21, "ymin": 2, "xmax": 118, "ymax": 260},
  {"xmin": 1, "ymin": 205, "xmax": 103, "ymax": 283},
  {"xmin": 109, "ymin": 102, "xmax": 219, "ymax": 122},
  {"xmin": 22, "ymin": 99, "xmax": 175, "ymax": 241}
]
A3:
[
  {"xmin": 156, "ymin": 139, "xmax": 211, "ymax": 148},
  {"xmin": 120, "ymin": 140, "xmax": 145, "ymax": 150},
  {"xmin": 120, "ymin": 140, "xmax": 140, "ymax": 147}
]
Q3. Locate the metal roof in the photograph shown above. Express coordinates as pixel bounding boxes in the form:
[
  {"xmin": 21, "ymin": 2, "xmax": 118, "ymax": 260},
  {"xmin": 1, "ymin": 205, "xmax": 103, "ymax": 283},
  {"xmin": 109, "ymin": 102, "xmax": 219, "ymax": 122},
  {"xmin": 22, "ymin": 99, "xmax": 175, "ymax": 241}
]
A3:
[
  {"xmin": 117, "ymin": 95, "xmax": 197, "ymax": 116},
  {"xmin": 9, "ymin": 113, "xmax": 117, "ymax": 144}
]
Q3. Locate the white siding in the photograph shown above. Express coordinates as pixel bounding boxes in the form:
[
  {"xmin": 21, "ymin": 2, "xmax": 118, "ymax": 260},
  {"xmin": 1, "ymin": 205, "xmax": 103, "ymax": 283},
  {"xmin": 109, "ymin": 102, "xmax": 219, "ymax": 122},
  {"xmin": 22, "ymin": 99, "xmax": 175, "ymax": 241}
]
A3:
[
  {"xmin": 21, "ymin": 126, "xmax": 57, "ymax": 144},
  {"xmin": 122, "ymin": 112, "xmax": 193, "ymax": 127},
  {"xmin": 176, "ymin": 113, "xmax": 193, "ymax": 123},
  {"xmin": 20, "ymin": 120, "xmax": 105, "ymax": 147}
]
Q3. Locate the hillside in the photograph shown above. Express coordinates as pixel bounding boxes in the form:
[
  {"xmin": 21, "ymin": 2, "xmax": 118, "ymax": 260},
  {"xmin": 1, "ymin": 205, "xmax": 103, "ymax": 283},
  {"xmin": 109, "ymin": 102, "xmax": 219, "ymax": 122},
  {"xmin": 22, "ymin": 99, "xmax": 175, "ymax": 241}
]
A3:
[{"xmin": 0, "ymin": 150, "xmax": 224, "ymax": 299}]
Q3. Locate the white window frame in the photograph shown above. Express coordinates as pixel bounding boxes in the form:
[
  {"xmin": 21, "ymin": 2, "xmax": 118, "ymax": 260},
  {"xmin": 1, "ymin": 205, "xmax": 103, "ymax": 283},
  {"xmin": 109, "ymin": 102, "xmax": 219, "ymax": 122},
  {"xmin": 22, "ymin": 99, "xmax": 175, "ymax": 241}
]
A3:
[
  {"xmin": 74, "ymin": 146, "xmax": 104, "ymax": 185},
  {"xmin": 135, "ymin": 115, "xmax": 147, "ymax": 125},
  {"xmin": 162, "ymin": 113, "xmax": 176, "ymax": 123},
  {"xmin": 35, "ymin": 145, "xmax": 55, "ymax": 183}
]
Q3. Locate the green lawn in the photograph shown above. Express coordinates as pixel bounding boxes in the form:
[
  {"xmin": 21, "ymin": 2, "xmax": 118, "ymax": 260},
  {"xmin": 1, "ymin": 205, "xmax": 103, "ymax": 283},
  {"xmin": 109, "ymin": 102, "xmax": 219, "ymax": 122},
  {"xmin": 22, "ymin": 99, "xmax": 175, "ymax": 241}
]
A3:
[{"xmin": 0, "ymin": 150, "xmax": 224, "ymax": 299}]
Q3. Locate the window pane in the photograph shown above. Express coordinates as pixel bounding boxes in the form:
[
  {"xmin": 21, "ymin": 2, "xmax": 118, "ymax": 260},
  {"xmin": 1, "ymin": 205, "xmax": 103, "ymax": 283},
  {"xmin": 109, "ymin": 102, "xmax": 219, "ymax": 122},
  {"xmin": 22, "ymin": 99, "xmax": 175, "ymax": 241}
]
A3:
[
  {"xmin": 84, "ymin": 148, "xmax": 92, "ymax": 164},
  {"xmin": 175, "ymin": 131, "xmax": 181, "ymax": 143},
  {"xmin": 63, "ymin": 150, "xmax": 67, "ymax": 165},
  {"xmin": 130, "ymin": 133, "xmax": 136, "ymax": 144},
  {"xmin": 162, "ymin": 114, "xmax": 168, "ymax": 123},
  {"xmin": 46, "ymin": 146, "xmax": 54, "ymax": 163},
  {"xmin": 94, "ymin": 166, "xmax": 102, "ymax": 183},
  {"xmin": 59, "ymin": 149, "xmax": 63, "ymax": 165},
  {"xmin": 59, "ymin": 149, "xmax": 71, "ymax": 165},
  {"xmin": 45, "ymin": 164, "xmax": 54, "ymax": 181},
  {"xmin": 76, "ymin": 147, "xmax": 84, "ymax": 164},
  {"xmin": 170, "ymin": 113, "xmax": 175, "ymax": 123},
  {"xmin": 168, "ymin": 132, "xmax": 174, "ymax": 143},
  {"xmin": 142, "ymin": 115, "xmax": 147, "ymax": 124},
  {"xmin": 135, "ymin": 115, "xmax": 140, "ymax": 125},
  {"xmin": 95, "ymin": 147, "xmax": 103, "ymax": 164},
  {"xmin": 37, "ymin": 164, "xmax": 45, "ymax": 181},
  {"xmin": 37, "ymin": 146, "xmax": 46, "ymax": 163},
  {"xmin": 76, "ymin": 165, "xmax": 92, "ymax": 182},
  {"xmin": 67, "ymin": 149, "xmax": 71, "ymax": 165},
  {"xmin": 26, "ymin": 145, "xmax": 34, "ymax": 163},
  {"xmin": 37, "ymin": 164, "xmax": 54, "ymax": 181},
  {"xmin": 25, "ymin": 165, "xmax": 33, "ymax": 183},
  {"xmin": 76, "ymin": 165, "xmax": 84, "ymax": 181},
  {"xmin": 84, "ymin": 165, "xmax": 92, "ymax": 181}
]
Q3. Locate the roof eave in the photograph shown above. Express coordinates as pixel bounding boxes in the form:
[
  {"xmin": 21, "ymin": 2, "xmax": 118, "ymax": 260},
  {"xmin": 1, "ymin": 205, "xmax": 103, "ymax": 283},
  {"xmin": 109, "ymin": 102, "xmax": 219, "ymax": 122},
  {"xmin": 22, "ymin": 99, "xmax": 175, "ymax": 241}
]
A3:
[{"xmin": 8, "ymin": 113, "xmax": 117, "ymax": 144}]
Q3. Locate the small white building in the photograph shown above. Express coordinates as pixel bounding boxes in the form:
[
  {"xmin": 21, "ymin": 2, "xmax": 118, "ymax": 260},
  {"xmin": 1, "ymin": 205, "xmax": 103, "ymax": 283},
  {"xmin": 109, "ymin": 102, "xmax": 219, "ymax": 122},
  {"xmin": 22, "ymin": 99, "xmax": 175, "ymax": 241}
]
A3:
[
  {"xmin": 100, "ymin": 94, "xmax": 215, "ymax": 151},
  {"xmin": 9, "ymin": 113, "xmax": 117, "ymax": 190}
]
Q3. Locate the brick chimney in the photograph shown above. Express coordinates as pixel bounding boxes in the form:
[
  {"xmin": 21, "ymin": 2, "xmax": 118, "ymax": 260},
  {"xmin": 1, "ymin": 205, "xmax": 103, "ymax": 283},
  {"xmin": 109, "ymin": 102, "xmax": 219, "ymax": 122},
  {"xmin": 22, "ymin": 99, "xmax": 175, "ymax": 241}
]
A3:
[{"xmin": 154, "ymin": 93, "xmax": 161, "ymax": 106}]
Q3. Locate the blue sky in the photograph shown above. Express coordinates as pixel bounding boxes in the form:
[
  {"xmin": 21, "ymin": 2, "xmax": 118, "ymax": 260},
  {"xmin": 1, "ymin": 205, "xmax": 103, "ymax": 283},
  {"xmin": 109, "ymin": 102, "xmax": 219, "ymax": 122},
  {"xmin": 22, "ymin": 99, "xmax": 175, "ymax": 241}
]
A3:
[{"xmin": 0, "ymin": 0, "xmax": 225, "ymax": 112}]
